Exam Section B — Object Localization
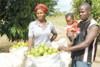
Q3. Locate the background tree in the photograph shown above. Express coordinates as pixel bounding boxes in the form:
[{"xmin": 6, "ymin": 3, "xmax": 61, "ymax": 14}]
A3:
[
  {"xmin": 0, "ymin": 0, "xmax": 57, "ymax": 41},
  {"xmin": 72, "ymin": 0, "xmax": 100, "ymax": 21}
]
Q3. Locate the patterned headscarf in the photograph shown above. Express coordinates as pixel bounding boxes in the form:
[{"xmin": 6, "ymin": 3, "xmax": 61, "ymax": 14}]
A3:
[{"xmin": 34, "ymin": 4, "xmax": 48, "ymax": 13}]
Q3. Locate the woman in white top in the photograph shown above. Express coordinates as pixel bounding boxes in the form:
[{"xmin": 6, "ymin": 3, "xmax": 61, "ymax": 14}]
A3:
[{"xmin": 28, "ymin": 4, "xmax": 57, "ymax": 49}]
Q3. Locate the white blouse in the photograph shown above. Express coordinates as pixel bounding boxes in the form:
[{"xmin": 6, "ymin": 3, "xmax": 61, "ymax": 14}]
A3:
[{"xmin": 28, "ymin": 20, "xmax": 57, "ymax": 47}]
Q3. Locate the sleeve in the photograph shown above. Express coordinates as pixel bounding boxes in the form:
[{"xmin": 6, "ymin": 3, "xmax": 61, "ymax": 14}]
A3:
[{"xmin": 28, "ymin": 23, "xmax": 34, "ymax": 38}]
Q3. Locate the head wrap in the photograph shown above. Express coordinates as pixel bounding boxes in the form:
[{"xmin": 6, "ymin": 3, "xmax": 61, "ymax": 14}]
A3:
[{"xmin": 34, "ymin": 4, "xmax": 48, "ymax": 13}]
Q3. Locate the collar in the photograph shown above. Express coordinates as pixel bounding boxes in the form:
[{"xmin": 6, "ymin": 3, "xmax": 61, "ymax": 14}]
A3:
[{"xmin": 80, "ymin": 17, "xmax": 92, "ymax": 23}]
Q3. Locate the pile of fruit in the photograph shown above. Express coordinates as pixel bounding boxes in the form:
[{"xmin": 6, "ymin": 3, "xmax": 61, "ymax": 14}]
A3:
[
  {"xmin": 26, "ymin": 43, "xmax": 59, "ymax": 57},
  {"xmin": 11, "ymin": 41, "xmax": 28, "ymax": 48}
]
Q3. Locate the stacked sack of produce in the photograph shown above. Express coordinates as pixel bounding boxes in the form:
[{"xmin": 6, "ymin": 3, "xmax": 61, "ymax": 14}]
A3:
[
  {"xmin": 10, "ymin": 41, "xmax": 28, "ymax": 52},
  {"xmin": 0, "ymin": 41, "xmax": 28, "ymax": 67}
]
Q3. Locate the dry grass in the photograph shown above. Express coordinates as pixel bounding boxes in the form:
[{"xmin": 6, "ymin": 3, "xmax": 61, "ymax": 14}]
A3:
[{"xmin": 47, "ymin": 15, "xmax": 66, "ymax": 26}]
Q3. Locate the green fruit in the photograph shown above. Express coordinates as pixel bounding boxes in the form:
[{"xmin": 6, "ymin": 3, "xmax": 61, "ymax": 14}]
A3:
[
  {"xmin": 31, "ymin": 50, "xmax": 36, "ymax": 54},
  {"xmin": 34, "ymin": 48, "xmax": 39, "ymax": 52},
  {"xmin": 24, "ymin": 42, "xmax": 28, "ymax": 46},
  {"xmin": 13, "ymin": 45, "xmax": 19, "ymax": 48},
  {"xmin": 34, "ymin": 52, "xmax": 40, "ymax": 57},
  {"xmin": 38, "ymin": 47, "xmax": 44, "ymax": 55},
  {"xmin": 52, "ymin": 48, "xmax": 58, "ymax": 53},
  {"xmin": 43, "ymin": 52, "xmax": 48, "ymax": 56},
  {"xmin": 44, "ymin": 46, "xmax": 49, "ymax": 51},
  {"xmin": 40, "ymin": 42, "xmax": 47, "ymax": 47},
  {"xmin": 26, "ymin": 51, "xmax": 32, "ymax": 56},
  {"xmin": 47, "ymin": 49, "xmax": 53, "ymax": 55}
]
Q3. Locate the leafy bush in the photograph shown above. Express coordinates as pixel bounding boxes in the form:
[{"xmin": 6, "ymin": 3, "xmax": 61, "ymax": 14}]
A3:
[{"xmin": 0, "ymin": 0, "xmax": 57, "ymax": 41}]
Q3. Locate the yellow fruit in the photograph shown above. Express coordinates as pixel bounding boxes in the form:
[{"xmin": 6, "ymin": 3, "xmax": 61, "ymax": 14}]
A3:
[
  {"xmin": 34, "ymin": 52, "xmax": 40, "ymax": 57},
  {"xmin": 52, "ymin": 48, "xmax": 58, "ymax": 53},
  {"xmin": 47, "ymin": 49, "xmax": 52, "ymax": 54},
  {"xmin": 44, "ymin": 46, "xmax": 49, "ymax": 51},
  {"xmin": 43, "ymin": 52, "xmax": 48, "ymax": 56},
  {"xmin": 38, "ymin": 47, "xmax": 44, "ymax": 55}
]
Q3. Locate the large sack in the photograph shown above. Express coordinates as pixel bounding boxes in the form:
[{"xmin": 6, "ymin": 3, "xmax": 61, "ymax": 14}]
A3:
[
  {"xmin": 0, "ymin": 47, "xmax": 28, "ymax": 67},
  {"xmin": 59, "ymin": 51, "xmax": 71, "ymax": 67},
  {"xmin": 0, "ymin": 53, "xmax": 12, "ymax": 67},
  {"xmin": 51, "ymin": 38, "xmax": 71, "ymax": 67},
  {"xmin": 25, "ymin": 53, "xmax": 61, "ymax": 67},
  {"xmin": 0, "ymin": 53, "xmax": 25, "ymax": 67}
]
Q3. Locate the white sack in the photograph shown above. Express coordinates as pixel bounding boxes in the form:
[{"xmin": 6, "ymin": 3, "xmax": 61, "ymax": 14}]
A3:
[
  {"xmin": 0, "ymin": 47, "xmax": 28, "ymax": 67},
  {"xmin": 25, "ymin": 53, "xmax": 61, "ymax": 67}
]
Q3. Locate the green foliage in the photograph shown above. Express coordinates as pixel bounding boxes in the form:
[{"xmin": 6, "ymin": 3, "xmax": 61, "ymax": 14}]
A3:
[
  {"xmin": 72, "ymin": 0, "xmax": 84, "ymax": 19},
  {"xmin": 91, "ymin": 0, "xmax": 100, "ymax": 20},
  {"xmin": 0, "ymin": 0, "xmax": 57, "ymax": 41}
]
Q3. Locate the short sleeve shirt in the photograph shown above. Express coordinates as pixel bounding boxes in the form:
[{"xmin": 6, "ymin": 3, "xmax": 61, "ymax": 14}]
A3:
[{"xmin": 28, "ymin": 20, "xmax": 57, "ymax": 47}]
